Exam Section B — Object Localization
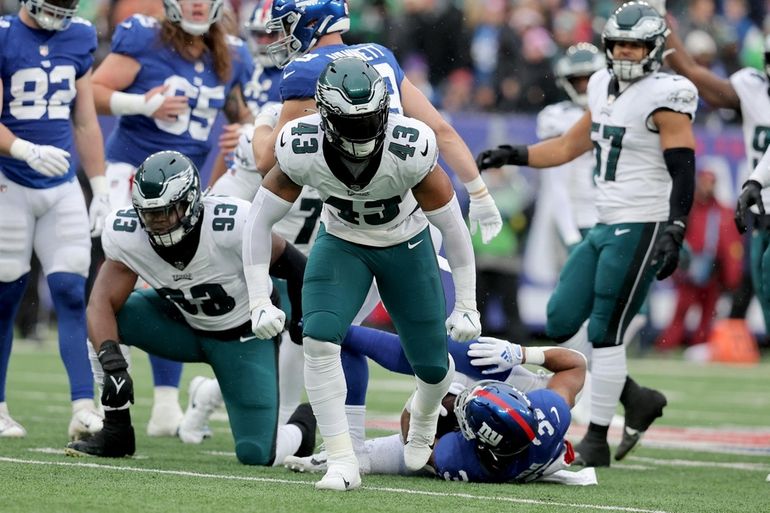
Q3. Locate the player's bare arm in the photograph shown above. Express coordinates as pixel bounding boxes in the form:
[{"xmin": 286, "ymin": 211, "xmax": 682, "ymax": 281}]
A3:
[
  {"xmin": 653, "ymin": 109, "xmax": 696, "ymax": 150},
  {"xmin": 541, "ymin": 347, "xmax": 587, "ymax": 408},
  {"xmin": 411, "ymin": 164, "xmax": 455, "ymax": 210},
  {"xmin": 86, "ymin": 259, "xmax": 138, "ymax": 352},
  {"xmin": 255, "ymin": 98, "xmax": 315, "ymax": 174},
  {"xmin": 73, "ymin": 70, "xmax": 106, "ymax": 180},
  {"xmin": 260, "ymin": 164, "xmax": 303, "ymax": 203},
  {"xmin": 664, "ymin": 28, "xmax": 740, "ymax": 110}
]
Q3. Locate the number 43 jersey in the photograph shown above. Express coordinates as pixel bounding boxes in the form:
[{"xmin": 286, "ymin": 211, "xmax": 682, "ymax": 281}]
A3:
[
  {"xmin": 587, "ymin": 69, "xmax": 698, "ymax": 225},
  {"xmin": 275, "ymin": 112, "xmax": 439, "ymax": 247},
  {"xmin": 0, "ymin": 15, "xmax": 96, "ymax": 189},
  {"xmin": 101, "ymin": 196, "xmax": 254, "ymax": 333}
]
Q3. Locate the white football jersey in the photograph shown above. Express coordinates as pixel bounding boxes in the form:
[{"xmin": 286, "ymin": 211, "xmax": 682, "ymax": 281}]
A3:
[
  {"xmin": 587, "ymin": 69, "xmax": 698, "ymax": 224},
  {"xmin": 275, "ymin": 112, "xmax": 439, "ymax": 247},
  {"xmin": 730, "ymin": 67, "xmax": 770, "ymax": 208},
  {"xmin": 102, "ymin": 196, "xmax": 255, "ymax": 333},
  {"xmin": 537, "ymin": 101, "xmax": 597, "ymax": 230}
]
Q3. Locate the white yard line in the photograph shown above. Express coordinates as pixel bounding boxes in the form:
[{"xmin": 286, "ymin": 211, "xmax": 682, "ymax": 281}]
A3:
[
  {"xmin": 0, "ymin": 456, "xmax": 669, "ymax": 513},
  {"xmin": 628, "ymin": 456, "xmax": 770, "ymax": 472}
]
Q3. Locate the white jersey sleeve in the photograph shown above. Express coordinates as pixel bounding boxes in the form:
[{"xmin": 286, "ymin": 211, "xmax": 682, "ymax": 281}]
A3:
[
  {"xmin": 644, "ymin": 73, "xmax": 698, "ymax": 129},
  {"xmin": 536, "ymin": 102, "xmax": 582, "ymax": 140}
]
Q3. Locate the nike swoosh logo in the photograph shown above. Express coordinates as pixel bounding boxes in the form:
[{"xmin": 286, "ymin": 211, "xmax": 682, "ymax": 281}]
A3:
[
  {"xmin": 283, "ymin": 70, "xmax": 296, "ymax": 79},
  {"xmin": 420, "ymin": 140, "xmax": 429, "ymax": 157},
  {"xmin": 279, "ymin": 133, "xmax": 287, "ymax": 147},
  {"xmin": 111, "ymin": 376, "xmax": 125, "ymax": 394},
  {"xmin": 614, "ymin": 228, "xmax": 631, "ymax": 236},
  {"xmin": 342, "ymin": 477, "xmax": 351, "ymax": 489},
  {"xmin": 256, "ymin": 310, "xmax": 266, "ymax": 326},
  {"xmin": 407, "ymin": 239, "xmax": 423, "ymax": 249},
  {"xmin": 462, "ymin": 313, "xmax": 477, "ymax": 328}
]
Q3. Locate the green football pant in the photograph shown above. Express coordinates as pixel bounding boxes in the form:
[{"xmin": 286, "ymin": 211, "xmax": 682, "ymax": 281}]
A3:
[
  {"xmin": 750, "ymin": 229, "xmax": 770, "ymax": 331},
  {"xmin": 302, "ymin": 225, "xmax": 448, "ymax": 383},
  {"xmin": 116, "ymin": 289, "xmax": 279, "ymax": 466},
  {"xmin": 546, "ymin": 222, "xmax": 662, "ymax": 348}
]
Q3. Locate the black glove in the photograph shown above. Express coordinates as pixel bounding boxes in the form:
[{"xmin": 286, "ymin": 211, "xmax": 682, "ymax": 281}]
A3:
[
  {"xmin": 475, "ymin": 144, "xmax": 528, "ymax": 170},
  {"xmin": 97, "ymin": 340, "xmax": 134, "ymax": 409},
  {"xmin": 651, "ymin": 222, "xmax": 686, "ymax": 280},
  {"xmin": 735, "ymin": 180, "xmax": 764, "ymax": 234},
  {"xmin": 289, "ymin": 316, "xmax": 304, "ymax": 345}
]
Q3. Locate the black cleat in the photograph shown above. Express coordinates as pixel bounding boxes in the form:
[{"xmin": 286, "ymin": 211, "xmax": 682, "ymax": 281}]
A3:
[
  {"xmin": 573, "ymin": 434, "xmax": 611, "ymax": 467},
  {"xmin": 616, "ymin": 383, "xmax": 667, "ymax": 461},
  {"xmin": 65, "ymin": 420, "xmax": 135, "ymax": 458},
  {"xmin": 287, "ymin": 403, "xmax": 317, "ymax": 457}
]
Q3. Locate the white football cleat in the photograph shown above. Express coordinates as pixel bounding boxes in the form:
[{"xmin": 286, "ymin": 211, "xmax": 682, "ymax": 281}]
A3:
[
  {"xmin": 403, "ymin": 400, "xmax": 439, "ymax": 471},
  {"xmin": 68, "ymin": 399, "xmax": 104, "ymax": 441},
  {"xmin": 147, "ymin": 387, "xmax": 184, "ymax": 437},
  {"xmin": 285, "ymin": 450, "xmax": 328, "ymax": 473},
  {"xmin": 178, "ymin": 376, "xmax": 222, "ymax": 444},
  {"xmin": 0, "ymin": 402, "xmax": 26, "ymax": 438},
  {"xmin": 314, "ymin": 457, "xmax": 361, "ymax": 491}
]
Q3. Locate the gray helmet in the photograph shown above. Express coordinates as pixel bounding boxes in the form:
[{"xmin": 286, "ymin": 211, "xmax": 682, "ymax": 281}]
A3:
[
  {"xmin": 132, "ymin": 151, "xmax": 203, "ymax": 247},
  {"xmin": 555, "ymin": 43, "xmax": 605, "ymax": 107},
  {"xmin": 602, "ymin": 1, "xmax": 669, "ymax": 81},
  {"xmin": 316, "ymin": 57, "xmax": 390, "ymax": 161},
  {"xmin": 22, "ymin": 0, "xmax": 79, "ymax": 31}
]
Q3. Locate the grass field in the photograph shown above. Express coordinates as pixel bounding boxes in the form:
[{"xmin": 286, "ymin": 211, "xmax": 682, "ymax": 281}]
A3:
[{"xmin": 1, "ymin": 336, "xmax": 769, "ymax": 513}]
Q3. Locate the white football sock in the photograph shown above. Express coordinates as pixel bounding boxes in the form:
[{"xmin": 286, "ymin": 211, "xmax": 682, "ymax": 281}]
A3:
[
  {"xmin": 589, "ymin": 345, "xmax": 627, "ymax": 426},
  {"xmin": 365, "ymin": 434, "xmax": 407, "ymax": 475},
  {"xmin": 412, "ymin": 355, "xmax": 454, "ymax": 417},
  {"xmin": 303, "ymin": 337, "xmax": 354, "ymax": 461},
  {"xmin": 278, "ymin": 332, "xmax": 305, "ymax": 424},
  {"xmin": 273, "ymin": 423, "xmax": 302, "ymax": 466},
  {"xmin": 345, "ymin": 404, "xmax": 366, "ymax": 454}
]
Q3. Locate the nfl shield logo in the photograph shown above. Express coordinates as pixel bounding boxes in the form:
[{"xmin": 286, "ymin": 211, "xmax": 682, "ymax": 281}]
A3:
[{"xmin": 39, "ymin": 45, "xmax": 49, "ymax": 56}]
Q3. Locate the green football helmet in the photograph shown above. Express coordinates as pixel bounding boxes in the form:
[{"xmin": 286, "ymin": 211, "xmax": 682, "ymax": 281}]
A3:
[
  {"xmin": 131, "ymin": 151, "xmax": 203, "ymax": 247},
  {"xmin": 602, "ymin": 1, "xmax": 669, "ymax": 82},
  {"xmin": 315, "ymin": 56, "xmax": 390, "ymax": 161},
  {"xmin": 555, "ymin": 43, "xmax": 605, "ymax": 107}
]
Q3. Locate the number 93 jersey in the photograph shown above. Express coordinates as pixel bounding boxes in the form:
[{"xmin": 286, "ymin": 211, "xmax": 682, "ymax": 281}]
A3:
[
  {"xmin": 105, "ymin": 15, "xmax": 255, "ymax": 170},
  {"xmin": 587, "ymin": 69, "xmax": 697, "ymax": 224},
  {"xmin": 101, "ymin": 196, "xmax": 253, "ymax": 333},
  {"xmin": 0, "ymin": 15, "xmax": 96, "ymax": 189},
  {"xmin": 432, "ymin": 389, "xmax": 572, "ymax": 483},
  {"xmin": 275, "ymin": 112, "xmax": 439, "ymax": 247}
]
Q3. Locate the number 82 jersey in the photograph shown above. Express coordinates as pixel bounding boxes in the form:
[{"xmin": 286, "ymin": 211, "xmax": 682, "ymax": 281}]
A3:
[{"xmin": 275, "ymin": 112, "xmax": 439, "ymax": 247}]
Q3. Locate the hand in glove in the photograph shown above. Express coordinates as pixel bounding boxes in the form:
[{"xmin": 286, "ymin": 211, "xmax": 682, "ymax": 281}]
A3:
[
  {"xmin": 651, "ymin": 222, "xmax": 685, "ymax": 280},
  {"xmin": 446, "ymin": 307, "xmax": 481, "ymax": 342},
  {"xmin": 250, "ymin": 299, "xmax": 286, "ymax": 339},
  {"xmin": 467, "ymin": 337, "xmax": 524, "ymax": 374},
  {"xmin": 88, "ymin": 176, "xmax": 110, "ymax": 238},
  {"xmin": 734, "ymin": 180, "xmax": 764, "ymax": 234},
  {"xmin": 10, "ymin": 138, "xmax": 70, "ymax": 177},
  {"xmin": 468, "ymin": 192, "xmax": 503, "ymax": 244},
  {"xmin": 97, "ymin": 340, "xmax": 134, "ymax": 409},
  {"xmin": 475, "ymin": 144, "xmax": 528, "ymax": 170}
]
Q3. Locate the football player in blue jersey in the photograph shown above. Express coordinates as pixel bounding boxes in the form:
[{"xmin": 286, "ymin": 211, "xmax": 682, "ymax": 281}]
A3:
[
  {"xmin": 89, "ymin": 0, "xmax": 256, "ymax": 437},
  {"xmin": 0, "ymin": 0, "xmax": 109, "ymax": 439},
  {"xmin": 252, "ymin": 0, "xmax": 503, "ymax": 245}
]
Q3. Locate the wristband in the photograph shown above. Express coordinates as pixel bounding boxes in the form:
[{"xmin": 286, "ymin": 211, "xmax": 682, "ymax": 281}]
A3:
[
  {"xmin": 89, "ymin": 175, "xmax": 108, "ymax": 196},
  {"xmin": 463, "ymin": 176, "xmax": 489, "ymax": 198},
  {"xmin": 523, "ymin": 347, "xmax": 546, "ymax": 366},
  {"xmin": 97, "ymin": 339, "xmax": 129, "ymax": 372},
  {"xmin": 109, "ymin": 91, "xmax": 165, "ymax": 116},
  {"xmin": 9, "ymin": 138, "xmax": 33, "ymax": 161}
]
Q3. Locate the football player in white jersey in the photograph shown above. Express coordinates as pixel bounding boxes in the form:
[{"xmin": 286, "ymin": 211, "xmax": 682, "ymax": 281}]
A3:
[
  {"xmin": 664, "ymin": 2, "xmax": 770, "ymax": 337},
  {"xmin": 477, "ymin": 2, "xmax": 697, "ymax": 466},
  {"xmin": 65, "ymin": 151, "xmax": 315, "ymax": 465},
  {"xmin": 244, "ymin": 57, "xmax": 481, "ymax": 491}
]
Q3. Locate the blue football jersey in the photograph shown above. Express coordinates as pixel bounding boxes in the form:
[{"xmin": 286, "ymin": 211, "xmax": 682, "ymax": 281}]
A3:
[
  {"xmin": 433, "ymin": 389, "xmax": 572, "ymax": 483},
  {"xmin": 244, "ymin": 63, "xmax": 281, "ymax": 114},
  {"xmin": 0, "ymin": 15, "xmax": 96, "ymax": 189},
  {"xmin": 279, "ymin": 43, "xmax": 405, "ymax": 113},
  {"xmin": 105, "ymin": 15, "xmax": 255, "ymax": 170}
]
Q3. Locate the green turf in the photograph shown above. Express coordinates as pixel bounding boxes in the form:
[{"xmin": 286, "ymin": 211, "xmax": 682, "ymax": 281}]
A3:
[{"xmin": 1, "ymin": 337, "xmax": 769, "ymax": 513}]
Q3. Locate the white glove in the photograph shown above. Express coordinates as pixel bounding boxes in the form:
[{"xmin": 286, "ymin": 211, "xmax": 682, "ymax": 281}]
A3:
[
  {"xmin": 10, "ymin": 138, "xmax": 70, "ymax": 177},
  {"xmin": 646, "ymin": 0, "xmax": 666, "ymax": 15},
  {"xmin": 446, "ymin": 307, "xmax": 481, "ymax": 342},
  {"xmin": 467, "ymin": 337, "xmax": 524, "ymax": 374},
  {"xmin": 88, "ymin": 176, "xmax": 111, "ymax": 237},
  {"xmin": 465, "ymin": 177, "xmax": 503, "ymax": 244},
  {"xmin": 250, "ymin": 299, "xmax": 286, "ymax": 339}
]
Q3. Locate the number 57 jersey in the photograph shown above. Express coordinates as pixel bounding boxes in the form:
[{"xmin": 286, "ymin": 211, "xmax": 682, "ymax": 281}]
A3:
[
  {"xmin": 101, "ymin": 196, "xmax": 253, "ymax": 333},
  {"xmin": 587, "ymin": 69, "xmax": 697, "ymax": 225},
  {"xmin": 275, "ymin": 112, "xmax": 439, "ymax": 247}
]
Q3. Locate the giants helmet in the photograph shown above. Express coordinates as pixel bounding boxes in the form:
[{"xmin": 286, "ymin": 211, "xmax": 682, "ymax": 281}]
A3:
[
  {"xmin": 602, "ymin": 1, "xmax": 669, "ymax": 82},
  {"xmin": 555, "ymin": 43, "xmax": 605, "ymax": 107},
  {"xmin": 455, "ymin": 380, "xmax": 538, "ymax": 472},
  {"xmin": 245, "ymin": 0, "xmax": 280, "ymax": 68},
  {"xmin": 316, "ymin": 57, "xmax": 389, "ymax": 161},
  {"xmin": 132, "ymin": 151, "xmax": 203, "ymax": 248},
  {"xmin": 266, "ymin": 0, "xmax": 349, "ymax": 68},
  {"xmin": 22, "ymin": 0, "xmax": 79, "ymax": 31}
]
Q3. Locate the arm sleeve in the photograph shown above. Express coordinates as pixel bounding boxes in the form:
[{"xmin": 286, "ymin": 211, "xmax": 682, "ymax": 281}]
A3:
[
  {"xmin": 243, "ymin": 187, "xmax": 294, "ymax": 310},
  {"xmin": 423, "ymin": 195, "xmax": 476, "ymax": 307},
  {"xmin": 664, "ymin": 147, "xmax": 696, "ymax": 222}
]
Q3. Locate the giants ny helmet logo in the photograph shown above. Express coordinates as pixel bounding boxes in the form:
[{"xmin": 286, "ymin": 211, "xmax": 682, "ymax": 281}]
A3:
[{"xmin": 477, "ymin": 421, "xmax": 503, "ymax": 447}]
